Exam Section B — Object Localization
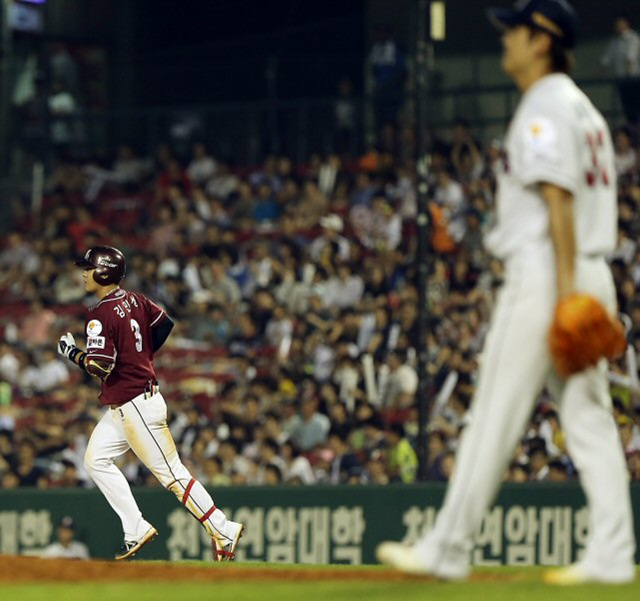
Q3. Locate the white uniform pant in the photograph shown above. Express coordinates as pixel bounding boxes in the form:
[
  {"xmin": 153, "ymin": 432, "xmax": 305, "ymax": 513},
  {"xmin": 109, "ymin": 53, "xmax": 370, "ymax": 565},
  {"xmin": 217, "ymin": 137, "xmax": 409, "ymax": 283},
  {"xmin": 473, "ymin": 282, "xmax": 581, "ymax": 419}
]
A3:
[
  {"xmin": 84, "ymin": 391, "xmax": 236, "ymax": 545},
  {"xmin": 415, "ymin": 252, "xmax": 635, "ymax": 579}
]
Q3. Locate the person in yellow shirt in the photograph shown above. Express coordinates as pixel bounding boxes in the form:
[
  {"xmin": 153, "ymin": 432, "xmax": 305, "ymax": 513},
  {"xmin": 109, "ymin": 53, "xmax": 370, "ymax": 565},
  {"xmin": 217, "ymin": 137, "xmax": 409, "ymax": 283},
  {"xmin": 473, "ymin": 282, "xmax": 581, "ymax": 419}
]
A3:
[{"xmin": 385, "ymin": 424, "xmax": 418, "ymax": 483}]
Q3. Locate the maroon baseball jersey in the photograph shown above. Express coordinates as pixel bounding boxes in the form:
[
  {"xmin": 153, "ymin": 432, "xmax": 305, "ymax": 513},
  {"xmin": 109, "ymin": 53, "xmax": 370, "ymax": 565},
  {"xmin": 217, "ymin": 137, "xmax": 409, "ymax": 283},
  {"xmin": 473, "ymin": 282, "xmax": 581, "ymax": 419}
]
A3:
[{"xmin": 84, "ymin": 288, "xmax": 166, "ymax": 406}]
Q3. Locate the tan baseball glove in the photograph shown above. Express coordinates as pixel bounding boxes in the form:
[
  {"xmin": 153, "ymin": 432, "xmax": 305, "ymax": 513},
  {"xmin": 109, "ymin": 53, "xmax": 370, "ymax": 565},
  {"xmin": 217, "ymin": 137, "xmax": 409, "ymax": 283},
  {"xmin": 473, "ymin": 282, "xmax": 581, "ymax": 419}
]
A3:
[{"xmin": 548, "ymin": 293, "xmax": 626, "ymax": 377}]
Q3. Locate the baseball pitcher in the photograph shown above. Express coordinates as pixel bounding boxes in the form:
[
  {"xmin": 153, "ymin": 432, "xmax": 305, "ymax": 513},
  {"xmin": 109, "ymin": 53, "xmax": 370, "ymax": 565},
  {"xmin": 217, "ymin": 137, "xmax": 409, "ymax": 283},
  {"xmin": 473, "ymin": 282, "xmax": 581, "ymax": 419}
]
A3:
[{"xmin": 377, "ymin": 0, "xmax": 635, "ymax": 585}]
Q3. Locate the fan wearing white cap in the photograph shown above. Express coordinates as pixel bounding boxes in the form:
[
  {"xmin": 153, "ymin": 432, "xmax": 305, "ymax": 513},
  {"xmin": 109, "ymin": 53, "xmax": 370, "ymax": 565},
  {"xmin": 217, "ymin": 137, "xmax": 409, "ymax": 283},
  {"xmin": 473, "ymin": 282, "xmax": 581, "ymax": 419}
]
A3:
[{"xmin": 309, "ymin": 214, "xmax": 352, "ymax": 262}]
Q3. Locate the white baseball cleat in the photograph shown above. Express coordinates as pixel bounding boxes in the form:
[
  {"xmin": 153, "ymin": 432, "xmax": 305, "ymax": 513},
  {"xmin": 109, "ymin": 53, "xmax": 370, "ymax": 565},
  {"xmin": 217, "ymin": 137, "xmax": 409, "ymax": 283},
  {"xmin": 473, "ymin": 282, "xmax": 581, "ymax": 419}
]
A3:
[
  {"xmin": 543, "ymin": 563, "xmax": 635, "ymax": 586},
  {"xmin": 376, "ymin": 541, "xmax": 470, "ymax": 581},
  {"xmin": 114, "ymin": 525, "xmax": 158, "ymax": 561},
  {"xmin": 376, "ymin": 542, "xmax": 432, "ymax": 575},
  {"xmin": 212, "ymin": 521, "xmax": 245, "ymax": 562}
]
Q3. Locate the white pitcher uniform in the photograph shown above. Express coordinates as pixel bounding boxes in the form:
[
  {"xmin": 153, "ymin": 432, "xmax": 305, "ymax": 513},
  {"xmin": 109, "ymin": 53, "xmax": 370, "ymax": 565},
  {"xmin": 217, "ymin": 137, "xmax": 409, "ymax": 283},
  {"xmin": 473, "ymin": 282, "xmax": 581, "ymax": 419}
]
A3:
[{"xmin": 412, "ymin": 73, "xmax": 635, "ymax": 580}]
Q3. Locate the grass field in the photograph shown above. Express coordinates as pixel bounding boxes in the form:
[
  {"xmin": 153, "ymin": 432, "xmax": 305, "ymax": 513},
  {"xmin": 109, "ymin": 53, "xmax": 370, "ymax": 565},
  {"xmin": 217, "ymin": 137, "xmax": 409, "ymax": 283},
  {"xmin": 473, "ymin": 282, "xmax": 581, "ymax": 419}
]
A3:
[{"xmin": 2, "ymin": 562, "xmax": 639, "ymax": 601}]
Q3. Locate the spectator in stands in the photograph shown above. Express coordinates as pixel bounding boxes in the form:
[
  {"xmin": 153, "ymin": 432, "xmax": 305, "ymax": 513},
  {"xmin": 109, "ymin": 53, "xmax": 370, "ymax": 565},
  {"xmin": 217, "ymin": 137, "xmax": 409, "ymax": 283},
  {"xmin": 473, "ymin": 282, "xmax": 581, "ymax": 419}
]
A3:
[
  {"xmin": 206, "ymin": 160, "xmax": 239, "ymax": 201},
  {"xmin": 187, "ymin": 142, "xmax": 218, "ymax": 186},
  {"xmin": 426, "ymin": 430, "xmax": 447, "ymax": 479},
  {"xmin": 309, "ymin": 214, "xmax": 351, "ymax": 263},
  {"xmin": 438, "ymin": 450, "xmax": 456, "ymax": 481},
  {"xmin": 602, "ymin": 15, "xmax": 640, "ymax": 123},
  {"xmin": 393, "ymin": 300, "xmax": 420, "ymax": 353},
  {"xmin": 28, "ymin": 405, "xmax": 67, "ymax": 458},
  {"xmin": 350, "ymin": 171, "xmax": 377, "ymax": 207},
  {"xmin": 367, "ymin": 24, "xmax": 406, "ymax": 132},
  {"xmin": 253, "ymin": 182, "xmax": 280, "ymax": 225},
  {"xmin": 0, "ymin": 429, "xmax": 15, "ymax": 474},
  {"xmin": 380, "ymin": 349, "xmax": 418, "ymax": 409},
  {"xmin": 428, "ymin": 202, "xmax": 458, "ymax": 255},
  {"xmin": 49, "ymin": 44, "xmax": 78, "ymax": 97},
  {"xmin": 358, "ymin": 413, "xmax": 387, "ymax": 456},
  {"xmin": 334, "ymin": 77, "xmax": 357, "ymax": 156},
  {"xmin": 614, "ymin": 127, "xmax": 637, "ymax": 177},
  {"xmin": 0, "ymin": 233, "xmax": 37, "ymax": 289},
  {"xmin": 460, "ymin": 208, "xmax": 485, "ymax": 261},
  {"xmin": 48, "ymin": 79, "xmax": 78, "ymax": 158},
  {"xmin": 362, "ymin": 455, "xmax": 390, "ymax": 485},
  {"xmin": 506, "ymin": 461, "xmax": 530, "ymax": 483},
  {"xmin": 50, "ymin": 459, "xmax": 86, "ymax": 488},
  {"xmin": 155, "ymin": 159, "xmax": 192, "ymax": 202},
  {"xmin": 0, "ymin": 342, "xmax": 20, "ymax": 385},
  {"xmin": 264, "ymin": 303, "xmax": 294, "ymax": 353},
  {"xmin": 601, "ymin": 14, "xmax": 640, "ymax": 77},
  {"xmin": 262, "ymin": 411, "xmax": 288, "ymax": 446},
  {"xmin": 324, "ymin": 262, "xmax": 364, "ymax": 310},
  {"xmin": 385, "ymin": 423, "xmax": 418, "ymax": 483},
  {"xmin": 246, "ymin": 240, "xmax": 278, "ymax": 292},
  {"xmin": 202, "ymin": 456, "xmax": 231, "ymax": 487},
  {"xmin": 16, "ymin": 300, "xmax": 55, "ymax": 349},
  {"xmin": 4, "ymin": 120, "xmax": 640, "ymax": 488},
  {"xmin": 351, "ymin": 195, "xmax": 402, "ymax": 252},
  {"xmin": 31, "ymin": 349, "xmax": 69, "ymax": 394},
  {"xmin": 528, "ymin": 443, "xmax": 549, "ymax": 482},
  {"xmin": 114, "ymin": 144, "xmax": 151, "ymax": 186},
  {"xmin": 538, "ymin": 407, "xmax": 566, "ymax": 458},
  {"xmin": 618, "ymin": 415, "xmax": 639, "ymax": 454},
  {"xmin": 40, "ymin": 516, "xmax": 90, "ymax": 559},
  {"xmin": 326, "ymin": 429, "xmax": 361, "ymax": 484},
  {"xmin": 433, "ymin": 168, "xmax": 466, "ymax": 243},
  {"xmin": 631, "ymin": 407, "xmax": 640, "ymax": 448},
  {"xmin": 257, "ymin": 438, "xmax": 287, "ymax": 485},
  {"xmin": 289, "ymin": 397, "xmax": 330, "ymax": 452},
  {"xmin": 262, "ymin": 463, "xmax": 282, "ymax": 485},
  {"xmin": 14, "ymin": 439, "xmax": 47, "ymax": 487},
  {"xmin": 450, "ymin": 118, "xmax": 484, "ymax": 183},
  {"xmin": 228, "ymin": 313, "xmax": 262, "ymax": 358},
  {"xmin": 547, "ymin": 459, "xmax": 569, "ymax": 483},
  {"xmin": 281, "ymin": 440, "xmax": 315, "ymax": 484},
  {"xmin": 84, "ymin": 144, "xmax": 151, "ymax": 200},
  {"xmin": 206, "ymin": 257, "xmax": 242, "ymax": 307},
  {"xmin": 218, "ymin": 438, "xmax": 255, "ymax": 484},
  {"xmin": 627, "ymin": 451, "xmax": 640, "ymax": 480}
]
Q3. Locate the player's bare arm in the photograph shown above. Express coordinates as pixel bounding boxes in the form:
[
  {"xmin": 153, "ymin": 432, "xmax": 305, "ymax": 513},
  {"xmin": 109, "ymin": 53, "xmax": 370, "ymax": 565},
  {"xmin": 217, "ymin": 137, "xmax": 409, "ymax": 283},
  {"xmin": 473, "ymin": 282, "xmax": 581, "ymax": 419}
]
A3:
[{"xmin": 540, "ymin": 182, "xmax": 575, "ymax": 299}]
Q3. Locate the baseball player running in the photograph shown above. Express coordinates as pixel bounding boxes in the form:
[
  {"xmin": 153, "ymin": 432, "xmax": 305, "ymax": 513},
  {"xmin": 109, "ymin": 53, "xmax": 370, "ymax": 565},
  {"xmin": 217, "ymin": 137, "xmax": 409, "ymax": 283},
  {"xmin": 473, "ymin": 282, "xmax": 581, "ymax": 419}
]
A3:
[
  {"xmin": 58, "ymin": 246, "xmax": 244, "ymax": 560},
  {"xmin": 377, "ymin": 0, "xmax": 635, "ymax": 585}
]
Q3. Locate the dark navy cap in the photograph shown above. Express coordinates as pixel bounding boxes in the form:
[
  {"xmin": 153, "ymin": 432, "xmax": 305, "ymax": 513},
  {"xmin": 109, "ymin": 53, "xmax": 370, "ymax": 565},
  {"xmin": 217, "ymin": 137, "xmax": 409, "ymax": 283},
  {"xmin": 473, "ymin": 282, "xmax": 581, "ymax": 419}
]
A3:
[
  {"xmin": 487, "ymin": 0, "xmax": 577, "ymax": 48},
  {"xmin": 59, "ymin": 516, "xmax": 76, "ymax": 530}
]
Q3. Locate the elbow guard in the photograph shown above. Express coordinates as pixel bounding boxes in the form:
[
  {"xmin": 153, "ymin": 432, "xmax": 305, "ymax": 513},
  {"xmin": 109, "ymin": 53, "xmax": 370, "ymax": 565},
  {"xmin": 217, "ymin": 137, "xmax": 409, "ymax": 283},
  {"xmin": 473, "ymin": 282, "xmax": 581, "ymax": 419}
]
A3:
[{"xmin": 85, "ymin": 358, "xmax": 115, "ymax": 381}]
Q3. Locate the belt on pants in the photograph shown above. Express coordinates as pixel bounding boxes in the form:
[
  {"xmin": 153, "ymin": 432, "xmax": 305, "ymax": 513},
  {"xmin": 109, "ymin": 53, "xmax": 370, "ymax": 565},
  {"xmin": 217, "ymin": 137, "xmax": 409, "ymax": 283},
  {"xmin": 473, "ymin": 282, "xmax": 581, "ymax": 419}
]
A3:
[
  {"xmin": 143, "ymin": 381, "xmax": 159, "ymax": 399},
  {"xmin": 108, "ymin": 382, "xmax": 159, "ymax": 409}
]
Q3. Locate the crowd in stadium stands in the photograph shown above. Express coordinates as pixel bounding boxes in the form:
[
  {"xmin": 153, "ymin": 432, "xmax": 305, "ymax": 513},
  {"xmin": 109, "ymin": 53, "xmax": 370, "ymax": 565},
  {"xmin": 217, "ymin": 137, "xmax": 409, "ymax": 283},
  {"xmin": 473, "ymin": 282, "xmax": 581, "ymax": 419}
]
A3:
[{"xmin": 1, "ymin": 118, "xmax": 640, "ymax": 490}]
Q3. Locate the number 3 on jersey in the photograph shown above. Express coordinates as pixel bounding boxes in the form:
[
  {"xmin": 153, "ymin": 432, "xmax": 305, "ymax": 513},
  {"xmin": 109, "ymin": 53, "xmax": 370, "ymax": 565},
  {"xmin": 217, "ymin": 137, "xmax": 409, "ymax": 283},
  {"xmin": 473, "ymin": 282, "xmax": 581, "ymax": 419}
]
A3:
[{"xmin": 131, "ymin": 319, "xmax": 143, "ymax": 352}]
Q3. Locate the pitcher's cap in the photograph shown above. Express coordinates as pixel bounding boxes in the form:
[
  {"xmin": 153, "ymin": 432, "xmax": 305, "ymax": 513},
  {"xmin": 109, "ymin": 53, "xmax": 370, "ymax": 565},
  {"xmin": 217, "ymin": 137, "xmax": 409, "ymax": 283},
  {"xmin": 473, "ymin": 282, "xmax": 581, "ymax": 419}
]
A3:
[{"xmin": 487, "ymin": 0, "xmax": 577, "ymax": 48}]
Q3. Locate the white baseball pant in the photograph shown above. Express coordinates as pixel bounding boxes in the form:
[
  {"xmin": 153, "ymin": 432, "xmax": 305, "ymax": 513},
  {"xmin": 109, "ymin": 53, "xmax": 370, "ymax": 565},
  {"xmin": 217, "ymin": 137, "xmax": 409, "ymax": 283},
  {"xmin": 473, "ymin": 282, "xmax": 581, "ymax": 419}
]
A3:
[
  {"xmin": 414, "ymin": 249, "xmax": 635, "ymax": 581},
  {"xmin": 84, "ymin": 390, "xmax": 237, "ymax": 546}
]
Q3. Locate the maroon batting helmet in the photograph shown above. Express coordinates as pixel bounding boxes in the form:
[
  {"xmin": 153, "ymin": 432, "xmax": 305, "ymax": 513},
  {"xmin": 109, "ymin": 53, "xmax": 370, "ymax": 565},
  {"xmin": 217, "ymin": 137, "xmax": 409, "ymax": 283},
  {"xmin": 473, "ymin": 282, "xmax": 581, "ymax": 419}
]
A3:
[{"xmin": 75, "ymin": 246, "xmax": 126, "ymax": 285}]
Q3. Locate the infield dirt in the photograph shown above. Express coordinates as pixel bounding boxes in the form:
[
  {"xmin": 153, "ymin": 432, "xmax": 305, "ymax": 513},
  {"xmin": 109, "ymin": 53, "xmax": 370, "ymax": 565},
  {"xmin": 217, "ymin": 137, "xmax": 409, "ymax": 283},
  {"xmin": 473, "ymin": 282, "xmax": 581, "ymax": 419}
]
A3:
[{"xmin": 0, "ymin": 555, "xmax": 424, "ymax": 583}]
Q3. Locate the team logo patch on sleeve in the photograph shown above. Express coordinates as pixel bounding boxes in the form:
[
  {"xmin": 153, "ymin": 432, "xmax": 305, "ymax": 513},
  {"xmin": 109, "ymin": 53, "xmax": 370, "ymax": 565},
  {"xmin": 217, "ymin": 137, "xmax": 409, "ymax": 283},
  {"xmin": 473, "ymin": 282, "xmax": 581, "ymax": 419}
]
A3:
[
  {"xmin": 87, "ymin": 336, "xmax": 106, "ymax": 349},
  {"xmin": 522, "ymin": 116, "xmax": 561, "ymax": 167},
  {"xmin": 523, "ymin": 116, "xmax": 558, "ymax": 150},
  {"xmin": 86, "ymin": 320, "xmax": 103, "ymax": 336}
]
